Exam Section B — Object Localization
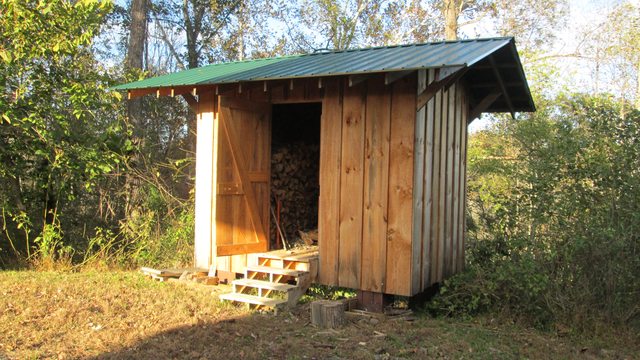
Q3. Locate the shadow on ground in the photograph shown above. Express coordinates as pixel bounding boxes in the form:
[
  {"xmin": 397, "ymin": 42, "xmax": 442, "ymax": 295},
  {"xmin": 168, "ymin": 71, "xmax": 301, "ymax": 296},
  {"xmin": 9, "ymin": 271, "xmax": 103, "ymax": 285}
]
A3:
[{"xmin": 90, "ymin": 306, "xmax": 354, "ymax": 360}]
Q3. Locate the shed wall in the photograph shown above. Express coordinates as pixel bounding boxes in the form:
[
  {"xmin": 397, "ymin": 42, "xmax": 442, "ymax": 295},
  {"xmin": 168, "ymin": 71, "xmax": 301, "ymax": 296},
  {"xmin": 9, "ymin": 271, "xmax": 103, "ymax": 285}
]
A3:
[
  {"xmin": 412, "ymin": 70, "xmax": 468, "ymax": 293},
  {"xmin": 193, "ymin": 73, "xmax": 468, "ymax": 295},
  {"xmin": 318, "ymin": 75, "xmax": 417, "ymax": 296}
]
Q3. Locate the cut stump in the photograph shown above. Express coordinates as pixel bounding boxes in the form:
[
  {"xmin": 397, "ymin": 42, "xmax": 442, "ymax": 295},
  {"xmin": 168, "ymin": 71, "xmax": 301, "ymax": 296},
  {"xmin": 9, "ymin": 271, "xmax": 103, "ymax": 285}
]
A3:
[{"xmin": 311, "ymin": 300, "xmax": 345, "ymax": 329}]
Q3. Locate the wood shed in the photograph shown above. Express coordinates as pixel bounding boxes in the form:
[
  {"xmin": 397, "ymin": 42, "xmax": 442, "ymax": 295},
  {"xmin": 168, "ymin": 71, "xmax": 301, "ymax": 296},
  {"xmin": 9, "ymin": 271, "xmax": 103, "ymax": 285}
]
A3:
[{"xmin": 114, "ymin": 37, "xmax": 535, "ymax": 299}]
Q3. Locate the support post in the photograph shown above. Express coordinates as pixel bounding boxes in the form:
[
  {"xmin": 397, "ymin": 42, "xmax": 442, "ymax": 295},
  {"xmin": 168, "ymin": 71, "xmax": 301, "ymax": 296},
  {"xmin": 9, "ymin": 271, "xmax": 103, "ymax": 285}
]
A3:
[{"xmin": 357, "ymin": 290, "xmax": 392, "ymax": 313}]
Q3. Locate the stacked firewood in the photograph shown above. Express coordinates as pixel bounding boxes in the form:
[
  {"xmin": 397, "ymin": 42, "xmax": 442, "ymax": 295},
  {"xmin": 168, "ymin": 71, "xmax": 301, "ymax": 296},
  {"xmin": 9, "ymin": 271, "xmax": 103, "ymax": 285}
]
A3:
[{"xmin": 270, "ymin": 142, "xmax": 320, "ymax": 247}]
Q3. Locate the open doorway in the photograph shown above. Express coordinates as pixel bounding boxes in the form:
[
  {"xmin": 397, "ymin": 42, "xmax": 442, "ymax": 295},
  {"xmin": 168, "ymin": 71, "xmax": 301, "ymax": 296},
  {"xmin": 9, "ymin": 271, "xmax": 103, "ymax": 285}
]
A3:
[{"xmin": 270, "ymin": 102, "xmax": 321, "ymax": 250}]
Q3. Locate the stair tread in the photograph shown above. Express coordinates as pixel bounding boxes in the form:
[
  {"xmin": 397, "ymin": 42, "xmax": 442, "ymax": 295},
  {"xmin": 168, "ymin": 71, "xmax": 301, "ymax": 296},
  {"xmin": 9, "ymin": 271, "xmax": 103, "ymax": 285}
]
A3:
[
  {"xmin": 233, "ymin": 279, "xmax": 296, "ymax": 291},
  {"xmin": 219, "ymin": 292, "xmax": 287, "ymax": 307},
  {"xmin": 246, "ymin": 265, "xmax": 305, "ymax": 277},
  {"xmin": 256, "ymin": 250, "xmax": 319, "ymax": 262}
]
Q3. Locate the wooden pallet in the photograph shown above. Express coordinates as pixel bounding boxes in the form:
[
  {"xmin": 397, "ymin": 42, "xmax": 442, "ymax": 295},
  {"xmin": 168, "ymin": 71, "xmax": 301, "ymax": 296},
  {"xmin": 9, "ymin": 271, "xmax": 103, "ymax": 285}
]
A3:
[{"xmin": 140, "ymin": 267, "xmax": 208, "ymax": 282}]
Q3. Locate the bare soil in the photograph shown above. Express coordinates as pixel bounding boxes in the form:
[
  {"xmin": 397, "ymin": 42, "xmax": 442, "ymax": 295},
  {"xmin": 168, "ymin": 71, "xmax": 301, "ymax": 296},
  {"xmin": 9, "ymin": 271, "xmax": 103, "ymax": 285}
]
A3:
[{"xmin": 0, "ymin": 271, "xmax": 637, "ymax": 359}]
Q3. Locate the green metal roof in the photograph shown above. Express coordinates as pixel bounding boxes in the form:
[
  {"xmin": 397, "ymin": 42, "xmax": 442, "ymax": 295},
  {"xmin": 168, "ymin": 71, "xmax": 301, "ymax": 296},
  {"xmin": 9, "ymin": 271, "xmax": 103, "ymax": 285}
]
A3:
[{"xmin": 113, "ymin": 37, "xmax": 535, "ymax": 112}]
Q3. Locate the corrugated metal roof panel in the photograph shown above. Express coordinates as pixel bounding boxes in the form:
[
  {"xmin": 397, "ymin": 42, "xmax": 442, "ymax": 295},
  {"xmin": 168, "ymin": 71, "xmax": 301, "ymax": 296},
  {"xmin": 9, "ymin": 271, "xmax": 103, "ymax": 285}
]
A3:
[{"xmin": 112, "ymin": 38, "xmax": 511, "ymax": 90}]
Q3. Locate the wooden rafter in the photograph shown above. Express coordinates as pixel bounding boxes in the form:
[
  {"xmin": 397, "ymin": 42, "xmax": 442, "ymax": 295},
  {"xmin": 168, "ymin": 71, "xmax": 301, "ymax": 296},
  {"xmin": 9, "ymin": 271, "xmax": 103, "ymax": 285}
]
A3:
[
  {"xmin": 385, "ymin": 70, "xmax": 413, "ymax": 85},
  {"xmin": 415, "ymin": 66, "xmax": 468, "ymax": 110},
  {"xmin": 468, "ymin": 90, "xmax": 501, "ymax": 122},
  {"xmin": 348, "ymin": 74, "xmax": 372, "ymax": 87},
  {"xmin": 488, "ymin": 56, "xmax": 515, "ymax": 119},
  {"xmin": 470, "ymin": 81, "xmax": 522, "ymax": 88},
  {"xmin": 181, "ymin": 93, "xmax": 198, "ymax": 109},
  {"xmin": 127, "ymin": 88, "xmax": 155, "ymax": 99}
]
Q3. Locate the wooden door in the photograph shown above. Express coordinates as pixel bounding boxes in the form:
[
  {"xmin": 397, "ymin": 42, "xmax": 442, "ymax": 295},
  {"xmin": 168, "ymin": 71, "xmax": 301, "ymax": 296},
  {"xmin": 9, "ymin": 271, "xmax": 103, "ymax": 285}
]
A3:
[{"xmin": 215, "ymin": 96, "xmax": 271, "ymax": 256}]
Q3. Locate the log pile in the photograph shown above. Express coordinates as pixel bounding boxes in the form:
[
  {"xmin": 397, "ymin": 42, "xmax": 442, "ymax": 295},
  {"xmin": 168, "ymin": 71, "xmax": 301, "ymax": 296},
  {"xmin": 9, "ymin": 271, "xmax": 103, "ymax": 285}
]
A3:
[{"xmin": 270, "ymin": 142, "xmax": 319, "ymax": 247}]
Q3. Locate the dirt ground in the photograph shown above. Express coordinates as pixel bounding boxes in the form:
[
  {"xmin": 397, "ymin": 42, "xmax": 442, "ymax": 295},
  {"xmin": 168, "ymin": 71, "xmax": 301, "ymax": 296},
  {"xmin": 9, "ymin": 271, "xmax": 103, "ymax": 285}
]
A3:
[{"xmin": 0, "ymin": 271, "xmax": 637, "ymax": 359}]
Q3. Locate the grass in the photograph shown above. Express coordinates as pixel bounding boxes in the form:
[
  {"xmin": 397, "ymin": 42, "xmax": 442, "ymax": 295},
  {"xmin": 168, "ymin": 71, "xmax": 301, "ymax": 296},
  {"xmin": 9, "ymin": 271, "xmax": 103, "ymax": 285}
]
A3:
[{"xmin": 0, "ymin": 270, "xmax": 637, "ymax": 359}]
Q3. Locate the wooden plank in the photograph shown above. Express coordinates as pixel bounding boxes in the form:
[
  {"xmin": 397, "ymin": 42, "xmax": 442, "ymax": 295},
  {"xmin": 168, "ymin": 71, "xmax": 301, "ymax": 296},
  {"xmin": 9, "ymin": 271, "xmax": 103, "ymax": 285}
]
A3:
[
  {"xmin": 444, "ymin": 84, "xmax": 456, "ymax": 278},
  {"xmin": 318, "ymin": 78, "xmax": 343, "ymax": 286},
  {"xmin": 193, "ymin": 90, "xmax": 216, "ymax": 269},
  {"xmin": 361, "ymin": 76, "xmax": 391, "ymax": 293},
  {"xmin": 338, "ymin": 80, "xmax": 366, "ymax": 289},
  {"xmin": 127, "ymin": 88, "xmax": 155, "ymax": 99},
  {"xmin": 411, "ymin": 70, "xmax": 427, "ymax": 295},
  {"xmin": 230, "ymin": 254, "xmax": 247, "ymax": 274},
  {"xmin": 349, "ymin": 74, "xmax": 373, "ymax": 87},
  {"xmin": 458, "ymin": 91, "xmax": 469, "ymax": 272},
  {"xmin": 431, "ymin": 85, "xmax": 445, "ymax": 284},
  {"xmin": 385, "ymin": 75, "xmax": 416, "ymax": 296},
  {"xmin": 385, "ymin": 70, "xmax": 414, "ymax": 85},
  {"xmin": 442, "ymin": 85, "xmax": 456, "ymax": 278},
  {"xmin": 416, "ymin": 66, "xmax": 468, "ymax": 110},
  {"xmin": 468, "ymin": 90, "xmax": 501, "ymax": 121},
  {"xmin": 216, "ymin": 256, "xmax": 231, "ymax": 272},
  {"xmin": 217, "ymin": 96, "xmax": 271, "ymax": 254},
  {"xmin": 452, "ymin": 83, "xmax": 462, "ymax": 275},
  {"xmin": 217, "ymin": 244, "xmax": 268, "ymax": 256},
  {"xmin": 421, "ymin": 69, "xmax": 436, "ymax": 289}
]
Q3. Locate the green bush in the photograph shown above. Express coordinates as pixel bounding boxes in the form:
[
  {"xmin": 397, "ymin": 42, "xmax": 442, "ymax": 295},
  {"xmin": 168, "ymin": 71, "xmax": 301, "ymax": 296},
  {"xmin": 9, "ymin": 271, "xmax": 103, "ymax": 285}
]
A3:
[{"xmin": 429, "ymin": 94, "xmax": 640, "ymax": 332}]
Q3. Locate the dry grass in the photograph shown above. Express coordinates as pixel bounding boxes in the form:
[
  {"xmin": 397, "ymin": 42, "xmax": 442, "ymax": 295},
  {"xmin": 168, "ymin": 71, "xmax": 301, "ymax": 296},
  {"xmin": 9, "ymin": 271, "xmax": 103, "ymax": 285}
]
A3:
[{"xmin": 0, "ymin": 271, "xmax": 637, "ymax": 359}]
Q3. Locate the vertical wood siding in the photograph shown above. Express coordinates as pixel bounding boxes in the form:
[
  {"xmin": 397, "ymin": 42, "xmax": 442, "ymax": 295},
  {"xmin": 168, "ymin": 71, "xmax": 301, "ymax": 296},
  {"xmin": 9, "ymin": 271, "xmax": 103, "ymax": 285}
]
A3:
[
  {"xmin": 412, "ymin": 75, "xmax": 468, "ymax": 294},
  {"xmin": 318, "ymin": 75, "xmax": 417, "ymax": 295},
  {"xmin": 193, "ymin": 74, "xmax": 468, "ymax": 294}
]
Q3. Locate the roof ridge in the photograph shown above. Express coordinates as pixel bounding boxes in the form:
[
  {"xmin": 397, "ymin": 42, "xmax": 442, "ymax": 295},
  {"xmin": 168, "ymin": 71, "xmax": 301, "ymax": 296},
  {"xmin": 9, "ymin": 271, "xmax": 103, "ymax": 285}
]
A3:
[{"xmin": 187, "ymin": 37, "xmax": 515, "ymax": 68}]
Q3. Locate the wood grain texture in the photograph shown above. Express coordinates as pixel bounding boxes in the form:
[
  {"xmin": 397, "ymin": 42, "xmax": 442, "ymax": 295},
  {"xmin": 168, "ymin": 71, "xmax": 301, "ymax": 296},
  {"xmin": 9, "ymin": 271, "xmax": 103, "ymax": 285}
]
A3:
[
  {"xmin": 452, "ymin": 82, "xmax": 462, "ymax": 274},
  {"xmin": 361, "ymin": 76, "xmax": 391, "ymax": 293},
  {"xmin": 193, "ymin": 90, "xmax": 216, "ymax": 269},
  {"xmin": 421, "ymin": 69, "xmax": 435, "ymax": 289},
  {"xmin": 385, "ymin": 76, "xmax": 416, "ymax": 296},
  {"xmin": 215, "ymin": 96, "xmax": 270, "ymax": 257},
  {"xmin": 411, "ymin": 70, "xmax": 427, "ymax": 295},
  {"xmin": 338, "ymin": 80, "xmax": 366, "ymax": 289},
  {"xmin": 430, "ymin": 86, "xmax": 443, "ymax": 284},
  {"xmin": 459, "ymin": 88, "xmax": 468, "ymax": 272},
  {"xmin": 444, "ymin": 85, "xmax": 456, "ymax": 278},
  {"xmin": 318, "ymin": 78, "xmax": 343, "ymax": 285}
]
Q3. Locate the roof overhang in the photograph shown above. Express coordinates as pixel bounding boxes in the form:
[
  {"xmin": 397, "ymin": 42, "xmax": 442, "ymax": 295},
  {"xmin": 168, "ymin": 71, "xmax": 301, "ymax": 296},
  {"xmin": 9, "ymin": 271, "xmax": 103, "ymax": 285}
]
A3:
[{"xmin": 113, "ymin": 37, "xmax": 535, "ymax": 115}]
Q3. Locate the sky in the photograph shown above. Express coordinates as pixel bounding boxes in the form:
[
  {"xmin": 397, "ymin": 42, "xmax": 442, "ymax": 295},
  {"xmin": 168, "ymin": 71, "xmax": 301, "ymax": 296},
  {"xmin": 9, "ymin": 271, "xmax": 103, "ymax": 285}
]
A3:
[{"xmin": 468, "ymin": 0, "xmax": 634, "ymax": 132}]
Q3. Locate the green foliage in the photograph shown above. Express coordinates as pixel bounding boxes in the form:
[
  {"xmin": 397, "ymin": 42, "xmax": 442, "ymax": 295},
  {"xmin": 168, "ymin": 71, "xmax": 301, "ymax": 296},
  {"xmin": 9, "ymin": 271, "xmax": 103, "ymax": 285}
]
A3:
[
  {"xmin": 81, "ymin": 194, "xmax": 195, "ymax": 269},
  {"xmin": 429, "ymin": 94, "xmax": 640, "ymax": 331},
  {"xmin": 301, "ymin": 284, "xmax": 357, "ymax": 303},
  {"xmin": 0, "ymin": 0, "xmax": 126, "ymax": 263}
]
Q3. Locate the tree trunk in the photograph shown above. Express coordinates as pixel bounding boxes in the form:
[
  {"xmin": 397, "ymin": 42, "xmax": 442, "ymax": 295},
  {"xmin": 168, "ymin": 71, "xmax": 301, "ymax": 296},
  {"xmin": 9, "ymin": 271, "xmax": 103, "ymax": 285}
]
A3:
[
  {"xmin": 124, "ymin": 0, "xmax": 148, "ymax": 213},
  {"xmin": 443, "ymin": 0, "xmax": 460, "ymax": 40},
  {"xmin": 125, "ymin": 0, "xmax": 148, "ymax": 136}
]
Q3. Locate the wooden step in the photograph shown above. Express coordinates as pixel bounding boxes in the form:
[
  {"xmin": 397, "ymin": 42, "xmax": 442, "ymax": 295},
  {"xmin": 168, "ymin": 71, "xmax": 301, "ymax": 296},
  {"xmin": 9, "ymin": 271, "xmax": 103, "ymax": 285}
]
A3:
[
  {"xmin": 246, "ymin": 265, "xmax": 304, "ymax": 277},
  {"xmin": 256, "ymin": 249, "xmax": 319, "ymax": 262},
  {"xmin": 219, "ymin": 292, "xmax": 287, "ymax": 307},
  {"xmin": 232, "ymin": 279, "xmax": 295, "ymax": 292}
]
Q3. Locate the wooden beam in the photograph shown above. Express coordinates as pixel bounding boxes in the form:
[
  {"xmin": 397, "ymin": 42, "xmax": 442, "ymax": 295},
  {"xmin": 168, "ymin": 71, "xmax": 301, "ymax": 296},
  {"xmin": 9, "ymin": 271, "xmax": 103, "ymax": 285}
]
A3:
[
  {"xmin": 385, "ymin": 70, "xmax": 413, "ymax": 85},
  {"xmin": 127, "ymin": 88, "xmax": 155, "ymax": 100},
  {"xmin": 488, "ymin": 56, "xmax": 516, "ymax": 119},
  {"xmin": 468, "ymin": 90, "xmax": 501, "ymax": 121},
  {"xmin": 437, "ymin": 66, "xmax": 464, "ymax": 81},
  {"xmin": 416, "ymin": 66, "xmax": 468, "ymax": 110},
  {"xmin": 170, "ymin": 86, "xmax": 198, "ymax": 98},
  {"xmin": 474, "ymin": 63, "xmax": 517, "ymax": 69},
  {"xmin": 348, "ymin": 74, "xmax": 372, "ymax": 87},
  {"xmin": 469, "ymin": 81, "xmax": 522, "ymax": 88},
  {"xmin": 318, "ymin": 78, "xmax": 323, "ymax": 89},
  {"xmin": 181, "ymin": 93, "xmax": 198, "ymax": 109}
]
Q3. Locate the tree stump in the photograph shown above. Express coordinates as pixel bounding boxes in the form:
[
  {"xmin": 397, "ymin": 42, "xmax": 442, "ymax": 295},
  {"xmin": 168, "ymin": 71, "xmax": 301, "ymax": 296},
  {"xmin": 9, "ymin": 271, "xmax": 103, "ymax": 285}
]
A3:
[{"xmin": 311, "ymin": 300, "xmax": 345, "ymax": 329}]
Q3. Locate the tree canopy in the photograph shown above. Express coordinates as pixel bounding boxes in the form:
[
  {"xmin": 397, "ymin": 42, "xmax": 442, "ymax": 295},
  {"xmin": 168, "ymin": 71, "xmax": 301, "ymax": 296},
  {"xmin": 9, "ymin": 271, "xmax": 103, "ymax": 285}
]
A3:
[{"xmin": 0, "ymin": 0, "xmax": 638, "ymax": 333}]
